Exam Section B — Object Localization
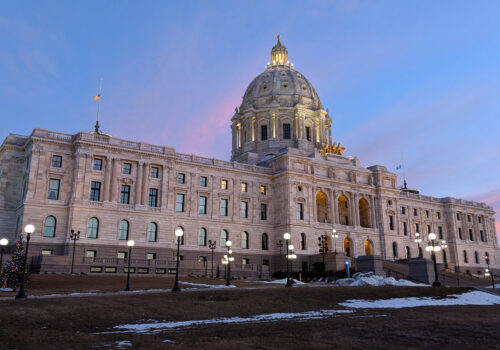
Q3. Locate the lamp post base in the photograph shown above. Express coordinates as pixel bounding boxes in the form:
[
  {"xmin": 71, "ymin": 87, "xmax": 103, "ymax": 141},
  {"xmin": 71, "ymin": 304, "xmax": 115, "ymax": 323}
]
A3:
[
  {"xmin": 285, "ymin": 279, "xmax": 293, "ymax": 287},
  {"xmin": 15, "ymin": 292, "xmax": 26, "ymax": 299},
  {"xmin": 172, "ymin": 283, "xmax": 180, "ymax": 292},
  {"xmin": 432, "ymin": 281, "xmax": 442, "ymax": 287}
]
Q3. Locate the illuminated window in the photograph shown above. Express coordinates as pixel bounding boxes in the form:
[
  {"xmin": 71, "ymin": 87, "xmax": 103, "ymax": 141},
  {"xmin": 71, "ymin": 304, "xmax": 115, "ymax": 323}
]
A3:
[
  {"xmin": 221, "ymin": 179, "xmax": 228, "ymax": 190},
  {"xmin": 241, "ymin": 182, "xmax": 248, "ymax": 192},
  {"xmin": 260, "ymin": 185, "xmax": 266, "ymax": 195}
]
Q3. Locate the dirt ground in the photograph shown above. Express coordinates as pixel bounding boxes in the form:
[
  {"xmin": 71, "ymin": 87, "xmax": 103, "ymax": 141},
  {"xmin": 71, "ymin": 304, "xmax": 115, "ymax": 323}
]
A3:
[{"xmin": 1, "ymin": 279, "xmax": 500, "ymax": 350}]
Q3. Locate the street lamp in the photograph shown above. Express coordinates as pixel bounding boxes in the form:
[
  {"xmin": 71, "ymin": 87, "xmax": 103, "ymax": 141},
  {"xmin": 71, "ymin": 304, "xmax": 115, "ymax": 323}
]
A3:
[
  {"xmin": 69, "ymin": 230, "xmax": 80, "ymax": 275},
  {"xmin": 208, "ymin": 240, "xmax": 216, "ymax": 278},
  {"xmin": 124, "ymin": 240, "xmax": 135, "ymax": 291},
  {"xmin": 414, "ymin": 232, "xmax": 422, "ymax": 258},
  {"xmin": 331, "ymin": 229, "xmax": 338, "ymax": 253},
  {"xmin": 288, "ymin": 244, "xmax": 297, "ymax": 283},
  {"xmin": 172, "ymin": 227, "xmax": 184, "ymax": 292},
  {"xmin": 276, "ymin": 240, "xmax": 283, "ymax": 275},
  {"xmin": 16, "ymin": 224, "xmax": 35, "ymax": 299},
  {"xmin": 225, "ymin": 240, "xmax": 233, "ymax": 286},
  {"xmin": 284, "ymin": 233, "xmax": 292, "ymax": 287},
  {"xmin": 425, "ymin": 233, "xmax": 444, "ymax": 287},
  {"xmin": 485, "ymin": 254, "xmax": 495, "ymax": 288},
  {"xmin": 0, "ymin": 238, "xmax": 8, "ymax": 275}
]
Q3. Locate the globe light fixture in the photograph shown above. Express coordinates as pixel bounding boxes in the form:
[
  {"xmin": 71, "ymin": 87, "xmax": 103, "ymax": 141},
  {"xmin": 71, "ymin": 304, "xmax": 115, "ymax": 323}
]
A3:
[
  {"xmin": 283, "ymin": 233, "xmax": 291, "ymax": 240},
  {"xmin": 24, "ymin": 224, "xmax": 35, "ymax": 234}
]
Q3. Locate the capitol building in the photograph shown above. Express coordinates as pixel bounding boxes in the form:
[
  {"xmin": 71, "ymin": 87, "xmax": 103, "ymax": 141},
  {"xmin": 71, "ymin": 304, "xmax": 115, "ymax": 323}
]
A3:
[{"xmin": 0, "ymin": 37, "xmax": 498, "ymax": 277}]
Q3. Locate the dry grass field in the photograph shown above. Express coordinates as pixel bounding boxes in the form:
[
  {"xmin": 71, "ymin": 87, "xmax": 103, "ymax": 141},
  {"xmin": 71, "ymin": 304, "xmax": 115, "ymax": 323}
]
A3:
[{"xmin": 1, "ymin": 275, "xmax": 499, "ymax": 349}]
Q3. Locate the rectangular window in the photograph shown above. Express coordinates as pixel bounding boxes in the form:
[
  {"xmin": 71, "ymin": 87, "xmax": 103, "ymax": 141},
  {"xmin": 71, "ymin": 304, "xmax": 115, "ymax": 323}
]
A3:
[
  {"xmin": 148, "ymin": 188, "xmax": 158, "ymax": 207},
  {"xmin": 467, "ymin": 215, "xmax": 471, "ymax": 222},
  {"xmin": 242, "ymin": 258, "xmax": 250, "ymax": 265},
  {"xmin": 458, "ymin": 227, "xmax": 463, "ymax": 240},
  {"xmin": 401, "ymin": 206, "xmax": 406, "ymax": 215},
  {"xmin": 426, "ymin": 225, "xmax": 431, "ymax": 234},
  {"xmin": 120, "ymin": 185, "xmax": 130, "ymax": 204},
  {"xmin": 199, "ymin": 196, "xmax": 207, "ymax": 214},
  {"xmin": 220, "ymin": 198, "xmax": 228, "ymax": 216},
  {"xmin": 260, "ymin": 185, "xmax": 266, "ymax": 195},
  {"xmin": 177, "ymin": 173, "xmax": 185, "ymax": 184},
  {"xmin": 436, "ymin": 212, "xmax": 441, "ymax": 220},
  {"xmin": 403, "ymin": 222, "xmax": 408, "ymax": 235},
  {"xmin": 93, "ymin": 158, "xmax": 103, "ymax": 171},
  {"xmin": 478, "ymin": 216, "xmax": 482, "ymax": 224},
  {"xmin": 48, "ymin": 179, "xmax": 60, "ymax": 200},
  {"xmin": 117, "ymin": 251, "xmax": 127, "ymax": 259},
  {"xmin": 469, "ymin": 229, "xmax": 474, "ymax": 241},
  {"xmin": 123, "ymin": 163, "xmax": 131, "ymax": 175},
  {"xmin": 413, "ymin": 208, "xmax": 418, "ymax": 216},
  {"xmin": 389, "ymin": 216, "xmax": 394, "ymax": 230},
  {"xmin": 240, "ymin": 201, "xmax": 248, "ymax": 218},
  {"xmin": 198, "ymin": 256, "xmax": 207, "ymax": 264},
  {"xmin": 415, "ymin": 223, "xmax": 420, "ymax": 234},
  {"xmin": 200, "ymin": 176, "xmax": 207, "ymax": 187},
  {"xmin": 283, "ymin": 123, "xmax": 291, "ymax": 139},
  {"xmin": 262, "ymin": 259, "xmax": 269, "ymax": 266},
  {"xmin": 480, "ymin": 230, "xmax": 485, "ymax": 242},
  {"xmin": 221, "ymin": 179, "xmax": 228, "ymax": 190},
  {"xmin": 41, "ymin": 249, "xmax": 53, "ymax": 255},
  {"xmin": 297, "ymin": 203, "xmax": 304, "ymax": 220},
  {"xmin": 457, "ymin": 212, "xmax": 461, "ymax": 220},
  {"xmin": 241, "ymin": 182, "xmax": 248, "ymax": 192},
  {"xmin": 305, "ymin": 127, "xmax": 311, "ymax": 141},
  {"xmin": 176, "ymin": 193, "xmax": 185, "ymax": 212},
  {"xmin": 438, "ymin": 226, "xmax": 443, "ymax": 239},
  {"xmin": 425, "ymin": 210, "xmax": 429, "ymax": 218},
  {"xmin": 86, "ymin": 250, "xmax": 97, "ymax": 258},
  {"xmin": 52, "ymin": 155, "xmax": 62, "ymax": 168},
  {"xmin": 90, "ymin": 181, "xmax": 101, "ymax": 202},
  {"xmin": 261, "ymin": 125, "xmax": 268, "ymax": 141},
  {"xmin": 147, "ymin": 253, "xmax": 157, "ymax": 260},
  {"xmin": 261, "ymin": 203, "xmax": 267, "ymax": 220},
  {"xmin": 151, "ymin": 167, "xmax": 159, "ymax": 178}
]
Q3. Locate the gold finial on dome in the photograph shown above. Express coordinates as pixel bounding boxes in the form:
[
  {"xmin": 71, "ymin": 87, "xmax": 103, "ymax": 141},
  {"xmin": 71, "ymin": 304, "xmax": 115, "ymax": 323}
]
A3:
[{"xmin": 270, "ymin": 34, "xmax": 288, "ymax": 66}]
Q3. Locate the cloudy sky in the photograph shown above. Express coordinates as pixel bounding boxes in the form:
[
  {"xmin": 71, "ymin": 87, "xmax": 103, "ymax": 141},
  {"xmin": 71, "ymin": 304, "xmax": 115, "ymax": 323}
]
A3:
[{"xmin": 1, "ymin": 1, "xmax": 499, "ymax": 236}]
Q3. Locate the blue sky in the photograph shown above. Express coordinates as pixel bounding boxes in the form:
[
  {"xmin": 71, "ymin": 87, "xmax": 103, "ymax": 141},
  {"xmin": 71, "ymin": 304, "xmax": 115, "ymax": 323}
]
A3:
[{"xmin": 1, "ymin": 1, "xmax": 499, "ymax": 232}]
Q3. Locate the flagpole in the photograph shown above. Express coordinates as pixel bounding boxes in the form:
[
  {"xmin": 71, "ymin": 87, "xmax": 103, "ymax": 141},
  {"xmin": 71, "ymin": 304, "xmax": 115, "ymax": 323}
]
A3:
[
  {"xmin": 401, "ymin": 151, "xmax": 407, "ymax": 189},
  {"xmin": 94, "ymin": 77, "xmax": 103, "ymax": 133}
]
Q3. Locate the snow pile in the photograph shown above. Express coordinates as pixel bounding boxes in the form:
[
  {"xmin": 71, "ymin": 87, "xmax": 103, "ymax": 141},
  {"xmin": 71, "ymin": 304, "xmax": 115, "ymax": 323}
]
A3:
[
  {"xmin": 258, "ymin": 278, "xmax": 305, "ymax": 285},
  {"xmin": 340, "ymin": 290, "xmax": 500, "ymax": 309},
  {"xmin": 336, "ymin": 272, "xmax": 427, "ymax": 287},
  {"xmin": 115, "ymin": 340, "xmax": 132, "ymax": 347},
  {"xmin": 0, "ymin": 288, "xmax": 13, "ymax": 292},
  {"xmin": 109, "ymin": 309, "xmax": 353, "ymax": 334},
  {"xmin": 179, "ymin": 281, "xmax": 236, "ymax": 289}
]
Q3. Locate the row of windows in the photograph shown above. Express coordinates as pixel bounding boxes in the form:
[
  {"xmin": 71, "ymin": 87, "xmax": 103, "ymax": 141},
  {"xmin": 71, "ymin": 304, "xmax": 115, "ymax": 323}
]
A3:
[
  {"xmin": 178, "ymin": 174, "xmax": 267, "ymax": 195},
  {"xmin": 457, "ymin": 212, "xmax": 484, "ymax": 224},
  {"xmin": 258, "ymin": 124, "xmax": 311, "ymax": 141},
  {"xmin": 458, "ymin": 227, "xmax": 487, "ymax": 242},
  {"xmin": 463, "ymin": 251, "xmax": 490, "ymax": 264},
  {"xmin": 400, "ymin": 206, "xmax": 442, "ymax": 220}
]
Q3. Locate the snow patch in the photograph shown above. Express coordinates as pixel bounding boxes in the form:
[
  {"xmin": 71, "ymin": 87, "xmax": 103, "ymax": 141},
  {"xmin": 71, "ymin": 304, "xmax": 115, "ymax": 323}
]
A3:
[
  {"xmin": 336, "ymin": 272, "xmax": 428, "ymax": 287},
  {"xmin": 108, "ymin": 309, "xmax": 353, "ymax": 334},
  {"xmin": 0, "ymin": 288, "xmax": 13, "ymax": 292},
  {"xmin": 340, "ymin": 290, "xmax": 500, "ymax": 309},
  {"xmin": 115, "ymin": 340, "xmax": 132, "ymax": 347},
  {"xmin": 179, "ymin": 281, "xmax": 236, "ymax": 288},
  {"xmin": 257, "ymin": 278, "xmax": 305, "ymax": 285}
]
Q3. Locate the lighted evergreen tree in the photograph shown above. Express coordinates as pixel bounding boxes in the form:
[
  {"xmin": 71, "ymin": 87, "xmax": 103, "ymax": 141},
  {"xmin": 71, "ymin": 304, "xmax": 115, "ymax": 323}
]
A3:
[{"xmin": 0, "ymin": 235, "xmax": 28, "ymax": 290}]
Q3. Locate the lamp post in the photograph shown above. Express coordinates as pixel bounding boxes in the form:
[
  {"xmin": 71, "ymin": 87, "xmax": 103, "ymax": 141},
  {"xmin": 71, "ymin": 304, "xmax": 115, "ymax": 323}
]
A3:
[
  {"xmin": 425, "ymin": 233, "xmax": 444, "ymax": 287},
  {"xmin": 288, "ymin": 244, "xmax": 297, "ymax": 283},
  {"xmin": 284, "ymin": 233, "xmax": 292, "ymax": 287},
  {"xmin": 124, "ymin": 240, "xmax": 135, "ymax": 291},
  {"xmin": 172, "ymin": 227, "xmax": 184, "ymax": 292},
  {"xmin": 414, "ymin": 232, "xmax": 422, "ymax": 258},
  {"xmin": 208, "ymin": 240, "xmax": 216, "ymax": 278},
  {"xmin": 69, "ymin": 230, "xmax": 80, "ymax": 275},
  {"xmin": 276, "ymin": 240, "xmax": 283, "ymax": 274},
  {"xmin": 485, "ymin": 255, "xmax": 495, "ymax": 288},
  {"xmin": 0, "ymin": 238, "xmax": 8, "ymax": 274},
  {"xmin": 331, "ymin": 229, "xmax": 338, "ymax": 253},
  {"xmin": 225, "ymin": 240, "xmax": 233, "ymax": 286},
  {"xmin": 16, "ymin": 224, "xmax": 35, "ymax": 299}
]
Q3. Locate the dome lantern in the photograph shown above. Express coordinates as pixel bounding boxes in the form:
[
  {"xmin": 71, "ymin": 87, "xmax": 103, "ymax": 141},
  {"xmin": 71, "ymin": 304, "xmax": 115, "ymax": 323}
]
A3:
[{"xmin": 270, "ymin": 35, "xmax": 289, "ymax": 66}]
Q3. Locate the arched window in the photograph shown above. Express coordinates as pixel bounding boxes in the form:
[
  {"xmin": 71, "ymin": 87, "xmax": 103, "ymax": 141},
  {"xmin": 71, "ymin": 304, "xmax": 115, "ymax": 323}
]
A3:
[
  {"xmin": 316, "ymin": 191, "xmax": 328, "ymax": 223},
  {"xmin": 405, "ymin": 246, "xmax": 411, "ymax": 259},
  {"xmin": 364, "ymin": 240, "xmax": 374, "ymax": 256},
  {"xmin": 344, "ymin": 238, "xmax": 352, "ymax": 257},
  {"xmin": 242, "ymin": 231, "xmax": 249, "ymax": 249},
  {"xmin": 43, "ymin": 216, "xmax": 56, "ymax": 237},
  {"xmin": 220, "ymin": 229, "xmax": 228, "ymax": 247},
  {"xmin": 148, "ymin": 222, "xmax": 158, "ymax": 242},
  {"xmin": 463, "ymin": 250, "xmax": 468, "ymax": 263},
  {"xmin": 474, "ymin": 251, "xmax": 479, "ymax": 264},
  {"xmin": 118, "ymin": 220, "xmax": 129, "ymax": 240},
  {"xmin": 392, "ymin": 242, "xmax": 398, "ymax": 258},
  {"xmin": 300, "ymin": 233, "xmax": 306, "ymax": 250},
  {"xmin": 198, "ymin": 227, "xmax": 207, "ymax": 246},
  {"xmin": 338, "ymin": 194, "xmax": 349, "ymax": 225},
  {"xmin": 261, "ymin": 233, "xmax": 269, "ymax": 250},
  {"xmin": 175, "ymin": 226, "xmax": 184, "ymax": 245},
  {"xmin": 87, "ymin": 218, "xmax": 99, "ymax": 239},
  {"xmin": 359, "ymin": 198, "xmax": 370, "ymax": 228}
]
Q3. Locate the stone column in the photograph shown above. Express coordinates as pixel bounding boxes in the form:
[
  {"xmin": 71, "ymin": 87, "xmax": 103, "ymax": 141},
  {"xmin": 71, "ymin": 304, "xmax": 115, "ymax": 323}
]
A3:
[
  {"xmin": 110, "ymin": 157, "xmax": 120, "ymax": 202},
  {"xmin": 160, "ymin": 164, "xmax": 168, "ymax": 208},
  {"xmin": 294, "ymin": 112, "xmax": 299, "ymax": 140},
  {"xmin": 136, "ymin": 161, "xmax": 144, "ymax": 205},
  {"xmin": 370, "ymin": 196, "xmax": 377, "ymax": 229},
  {"xmin": 142, "ymin": 162, "xmax": 149, "ymax": 206},
  {"xmin": 103, "ymin": 156, "xmax": 113, "ymax": 201},
  {"xmin": 332, "ymin": 189, "xmax": 339, "ymax": 224}
]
